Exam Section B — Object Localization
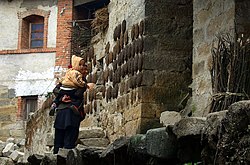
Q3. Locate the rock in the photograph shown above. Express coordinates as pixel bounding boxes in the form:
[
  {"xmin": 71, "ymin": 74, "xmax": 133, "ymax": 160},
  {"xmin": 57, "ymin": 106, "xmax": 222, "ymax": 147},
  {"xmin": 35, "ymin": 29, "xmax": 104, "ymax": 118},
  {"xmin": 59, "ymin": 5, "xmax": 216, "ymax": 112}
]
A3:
[
  {"xmin": 100, "ymin": 137, "xmax": 130, "ymax": 164},
  {"xmin": 17, "ymin": 156, "xmax": 27, "ymax": 164},
  {"xmin": 127, "ymin": 134, "xmax": 150, "ymax": 164},
  {"xmin": 13, "ymin": 144, "xmax": 19, "ymax": 150},
  {"xmin": 201, "ymin": 110, "xmax": 227, "ymax": 164},
  {"xmin": 213, "ymin": 101, "xmax": 250, "ymax": 164},
  {"xmin": 172, "ymin": 117, "xmax": 206, "ymax": 163},
  {"xmin": 58, "ymin": 148, "xmax": 71, "ymax": 158},
  {"xmin": 66, "ymin": 148, "xmax": 83, "ymax": 165},
  {"xmin": 56, "ymin": 148, "xmax": 71, "ymax": 165},
  {"xmin": 8, "ymin": 150, "xmax": 24, "ymax": 162},
  {"xmin": 6, "ymin": 137, "xmax": 15, "ymax": 143},
  {"xmin": 40, "ymin": 154, "xmax": 57, "ymax": 165},
  {"xmin": 27, "ymin": 154, "xmax": 44, "ymax": 165},
  {"xmin": 146, "ymin": 127, "xmax": 177, "ymax": 159},
  {"xmin": 173, "ymin": 117, "xmax": 206, "ymax": 138},
  {"xmin": 75, "ymin": 145, "xmax": 104, "ymax": 165},
  {"xmin": 78, "ymin": 127, "xmax": 105, "ymax": 139},
  {"xmin": 19, "ymin": 139, "xmax": 25, "ymax": 146},
  {"xmin": 202, "ymin": 110, "xmax": 227, "ymax": 150},
  {"xmin": 0, "ymin": 141, "xmax": 5, "ymax": 156},
  {"xmin": 129, "ymin": 134, "xmax": 147, "ymax": 155},
  {"xmin": 0, "ymin": 157, "xmax": 14, "ymax": 165},
  {"xmin": 46, "ymin": 133, "xmax": 54, "ymax": 147},
  {"xmin": 160, "ymin": 111, "xmax": 182, "ymax": 127},
  {"xmin": 79, "ymin": 138, "xmax": 109, "ymax": 148},
  {"xmin": 2, "ymin": 142, "xmax": 14, "ymax": 157}
]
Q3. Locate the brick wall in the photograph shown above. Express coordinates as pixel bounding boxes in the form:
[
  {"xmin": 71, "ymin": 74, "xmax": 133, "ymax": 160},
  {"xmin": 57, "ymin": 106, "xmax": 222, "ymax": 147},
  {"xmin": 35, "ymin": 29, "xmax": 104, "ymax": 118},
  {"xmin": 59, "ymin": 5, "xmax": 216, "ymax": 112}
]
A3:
[
  {"xmin": 55, "ymin": 0, "xmax": 74, "ymax": 68},
  {"xmin": 17, "ymin": 96, "xmax": 23, "ymax": 119}
]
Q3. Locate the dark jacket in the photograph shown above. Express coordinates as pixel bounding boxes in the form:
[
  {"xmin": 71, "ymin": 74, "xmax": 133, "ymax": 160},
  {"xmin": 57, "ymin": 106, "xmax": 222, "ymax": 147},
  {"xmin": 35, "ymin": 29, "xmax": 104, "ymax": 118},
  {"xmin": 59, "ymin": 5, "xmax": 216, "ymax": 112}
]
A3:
[{"xmin": 52, "ymin": 83, "xmax": 87, "ymax": 129}]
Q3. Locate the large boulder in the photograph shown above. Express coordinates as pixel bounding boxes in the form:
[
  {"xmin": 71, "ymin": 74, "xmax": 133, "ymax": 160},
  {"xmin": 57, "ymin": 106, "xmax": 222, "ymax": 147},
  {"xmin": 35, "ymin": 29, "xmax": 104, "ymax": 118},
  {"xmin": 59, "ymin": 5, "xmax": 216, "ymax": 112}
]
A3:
[{"xmin": 206, "ymin": 100, "xmax": 250, "ymax": 164}]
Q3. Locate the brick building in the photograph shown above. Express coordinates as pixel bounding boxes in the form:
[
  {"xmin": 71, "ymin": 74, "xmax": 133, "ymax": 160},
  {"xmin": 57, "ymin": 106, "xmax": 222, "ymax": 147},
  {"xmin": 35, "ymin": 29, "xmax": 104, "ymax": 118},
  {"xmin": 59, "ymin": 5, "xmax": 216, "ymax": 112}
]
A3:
[{"xmin": 0, "ymin": 0, "xmax": 108, "ymax": 140}]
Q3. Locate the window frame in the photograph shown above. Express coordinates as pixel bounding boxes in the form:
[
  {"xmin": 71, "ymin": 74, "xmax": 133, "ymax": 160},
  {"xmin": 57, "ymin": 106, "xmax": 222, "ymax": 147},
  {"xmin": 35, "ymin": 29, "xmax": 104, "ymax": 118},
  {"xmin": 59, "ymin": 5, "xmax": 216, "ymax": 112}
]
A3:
[
  {"xmin": 22, "ymin": 96, "xmax": 38, "ymax": 120},
  {"xmin": 29, "ymin": 23, "xmax": 44, "ymax": 48},
  {"xmin": 17, "ymin": 9, "xmax": 50, "ymax": 50}
]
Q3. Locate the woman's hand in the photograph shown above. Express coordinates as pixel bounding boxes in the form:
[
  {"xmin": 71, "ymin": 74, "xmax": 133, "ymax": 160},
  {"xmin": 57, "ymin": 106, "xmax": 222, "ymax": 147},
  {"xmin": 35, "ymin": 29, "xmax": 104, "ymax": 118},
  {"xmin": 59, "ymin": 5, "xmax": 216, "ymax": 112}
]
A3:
[{"xmin": 87, "ymin": 83, "xmax": 95, "ymax": 90}]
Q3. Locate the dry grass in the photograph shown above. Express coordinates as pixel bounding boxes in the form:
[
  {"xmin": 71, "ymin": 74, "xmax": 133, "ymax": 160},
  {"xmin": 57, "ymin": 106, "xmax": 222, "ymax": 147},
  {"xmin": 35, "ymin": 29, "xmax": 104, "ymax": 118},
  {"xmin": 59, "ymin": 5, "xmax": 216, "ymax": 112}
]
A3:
[
  {"xmin": 91, "ymin": 6, "xmax": 109, "ymax": 33},
  {"xmin": 210, "ymin": 33, "xmax": 250, "ymax": 112}
]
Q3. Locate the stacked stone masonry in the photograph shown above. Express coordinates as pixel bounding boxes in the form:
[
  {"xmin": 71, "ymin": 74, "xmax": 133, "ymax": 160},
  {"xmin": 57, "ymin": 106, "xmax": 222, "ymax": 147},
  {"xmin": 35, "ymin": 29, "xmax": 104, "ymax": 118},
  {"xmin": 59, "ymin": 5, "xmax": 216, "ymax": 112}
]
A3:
[{"xmin": 81, "ymin": 0, "xmax": 193, "ymax": 142}]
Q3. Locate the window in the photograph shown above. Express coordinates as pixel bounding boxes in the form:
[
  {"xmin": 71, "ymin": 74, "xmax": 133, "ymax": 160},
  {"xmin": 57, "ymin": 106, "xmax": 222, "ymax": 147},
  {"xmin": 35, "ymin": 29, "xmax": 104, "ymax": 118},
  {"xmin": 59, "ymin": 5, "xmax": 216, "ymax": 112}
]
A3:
[
  {"xmin": 22, "ymin": 96, "xmax": 38, "ymax": 120},
  {"xmin": 18, "ymin": 9, "xmax": 50, "ymax": 50},
  {"xmin": 30, "ymin": 23, "xmax": 44, "ymax": 48},
  {"xmin": 20, "ymin": 15, "xmax": 45, "ymax": 49}
]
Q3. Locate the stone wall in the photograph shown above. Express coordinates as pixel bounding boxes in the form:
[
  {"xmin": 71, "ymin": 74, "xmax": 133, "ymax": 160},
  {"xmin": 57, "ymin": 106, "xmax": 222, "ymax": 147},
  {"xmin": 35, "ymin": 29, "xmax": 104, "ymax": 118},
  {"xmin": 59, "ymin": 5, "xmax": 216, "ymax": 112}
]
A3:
[
  {"xmin": 81, "ymin": 0, "xmax": 147, "ymax": 141},
  {"xmin": 24, "ymin": 96, "xmax": 54, "ymax": 161},
  {"xmin": 192, "ymin": 0, "xmax": 250, "ymax": 117},
  {"xmin": 144, "ymin": 0, "xmax": 192, "ymax": 111},
  {"xmin": 192, "ymin": 0, "xmax": 235, "ymax": 116},
  {"xmin": 81, "ymin": 0, "xmax": 193, "ymax": 142},
  {"xmin": 235, "ymin": 0, "xmax": 250, "ymax": 35}
]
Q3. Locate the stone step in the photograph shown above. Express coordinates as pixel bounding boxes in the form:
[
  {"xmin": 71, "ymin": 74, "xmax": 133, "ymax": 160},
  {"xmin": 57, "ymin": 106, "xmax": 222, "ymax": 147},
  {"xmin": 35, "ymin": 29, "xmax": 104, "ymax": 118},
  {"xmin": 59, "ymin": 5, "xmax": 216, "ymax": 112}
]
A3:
[
  {"xmin": 79, "ymin": 138, "xmax": 109, "ymax": 148},
  {"xmin": 78, "ymin": 127, "xmax": 106, "ymax": 139}
]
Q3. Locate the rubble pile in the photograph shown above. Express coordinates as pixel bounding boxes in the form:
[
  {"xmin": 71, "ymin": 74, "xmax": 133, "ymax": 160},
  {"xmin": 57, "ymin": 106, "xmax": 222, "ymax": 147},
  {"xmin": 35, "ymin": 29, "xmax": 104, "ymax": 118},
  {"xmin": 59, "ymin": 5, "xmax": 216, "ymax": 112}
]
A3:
[{"xmin": 0, "ymin": 137, "xmax": 25, "ymax": 164}]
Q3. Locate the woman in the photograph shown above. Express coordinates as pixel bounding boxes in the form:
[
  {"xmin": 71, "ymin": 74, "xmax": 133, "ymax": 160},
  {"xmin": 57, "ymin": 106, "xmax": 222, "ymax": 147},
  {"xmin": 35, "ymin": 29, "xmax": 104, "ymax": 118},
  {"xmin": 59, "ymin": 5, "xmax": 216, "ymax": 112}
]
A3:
[{"xmin": 52, "ymin": 55, "xmax": 94, "ymax": 154}]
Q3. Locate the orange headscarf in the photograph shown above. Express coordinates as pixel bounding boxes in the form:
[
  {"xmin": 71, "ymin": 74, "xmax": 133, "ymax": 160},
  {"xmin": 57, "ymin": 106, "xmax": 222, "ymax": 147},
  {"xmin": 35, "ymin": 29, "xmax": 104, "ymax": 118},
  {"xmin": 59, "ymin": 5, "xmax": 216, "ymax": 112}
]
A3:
[{"xmin": 61, "ymin": 55, "xmax": 86, "ymax": 88}]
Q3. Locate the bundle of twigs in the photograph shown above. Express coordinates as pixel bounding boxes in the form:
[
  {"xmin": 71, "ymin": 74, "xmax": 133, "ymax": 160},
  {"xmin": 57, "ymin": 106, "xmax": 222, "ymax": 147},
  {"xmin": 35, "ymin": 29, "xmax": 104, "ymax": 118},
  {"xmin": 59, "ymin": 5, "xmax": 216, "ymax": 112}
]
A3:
[
  {"xmin": 91, "ymin": 6, "xmax": 109, "ymax": 34},
  {"xmin": 210, "ymin": 33, "xmax": 250, "ymax": 112},
  {"xmin": 71, "ymin": 23, "xmax": 92, "ymax": 55}
]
